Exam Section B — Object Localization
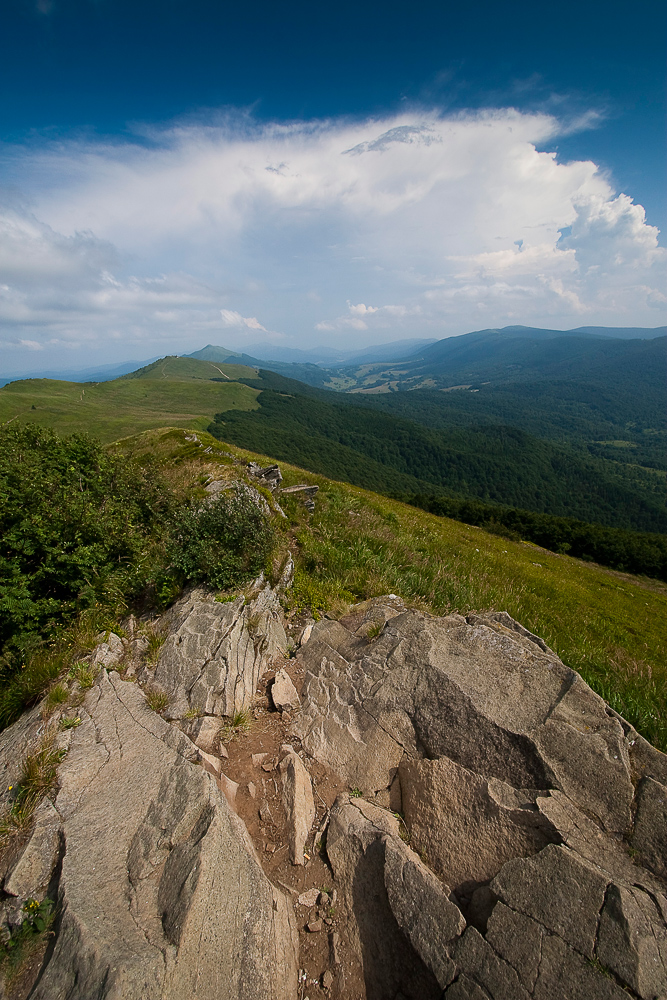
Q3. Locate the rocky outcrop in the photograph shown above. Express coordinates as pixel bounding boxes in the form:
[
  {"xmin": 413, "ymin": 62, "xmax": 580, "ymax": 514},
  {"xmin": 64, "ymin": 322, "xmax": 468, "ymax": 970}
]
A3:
[
  {"xmin": 326, "ymin": 793, "xmax": 465, "ymax": 999},
  {"xmin": 1, "ymin": 670, "xmax": 298, "ymax": 1000},
  {"xmin": 2, "ymin": 589, "xmax": 666, "ymax": 1000},
  {"xmin": 294, "ymin": 597, "xmax": 667, "ymax": 1000},
  {"xmin": 151, "ymin": 583, "xmax": 288, "ymax": 719}
]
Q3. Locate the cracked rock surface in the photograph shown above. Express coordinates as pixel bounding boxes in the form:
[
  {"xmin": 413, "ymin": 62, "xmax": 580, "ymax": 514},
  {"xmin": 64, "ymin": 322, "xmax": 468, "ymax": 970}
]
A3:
[
  {"xmin": 294, "ymin": 597, "xmax": 667, "ymax": 1000},
  {"xmin": 151, "ymin": 583, "xmax": 288, "ymax": 719},
  {"xmin": 1, "ymin": 670, "xmax": 298, "ymax": 1000},
  {"xmin": 2, "ymin": 592, "xmax": 666, "ymax": 1000}
]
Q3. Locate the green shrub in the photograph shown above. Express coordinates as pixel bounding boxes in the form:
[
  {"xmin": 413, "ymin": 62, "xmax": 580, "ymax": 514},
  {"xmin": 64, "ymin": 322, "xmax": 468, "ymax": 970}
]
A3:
[
  {"xmin": 168, "ymin": 486, "xmax": 274, "ymax": 591},
  {"xmin": 0, "ymin": 423, "xmax": 175, "ymax": 663}
]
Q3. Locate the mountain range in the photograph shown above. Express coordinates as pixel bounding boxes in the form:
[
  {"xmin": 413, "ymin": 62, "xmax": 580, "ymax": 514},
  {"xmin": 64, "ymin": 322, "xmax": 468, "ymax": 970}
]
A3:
[{"xmin": 2, "ymin": 325, "xmax": 663, "ymax": 389}]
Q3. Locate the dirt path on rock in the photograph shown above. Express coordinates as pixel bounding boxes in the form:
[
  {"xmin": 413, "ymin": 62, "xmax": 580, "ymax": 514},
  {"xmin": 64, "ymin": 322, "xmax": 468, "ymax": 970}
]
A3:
[{"xmin": 222, "ymin": 656, "xmax": 366, "ymax": 1000}]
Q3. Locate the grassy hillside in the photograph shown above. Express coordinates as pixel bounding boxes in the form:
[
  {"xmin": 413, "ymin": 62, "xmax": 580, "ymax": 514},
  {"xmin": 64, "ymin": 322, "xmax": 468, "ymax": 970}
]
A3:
[
  {"xmin": 117, "ymin": 428, "xmax": 667, "ymax": 751},
  {"xmin": 120, "ymin": 355, "xmax": 259, "ymax": 382},
  {"xmin": 0, "ymin": 364, "xmax": 260, "ymax": 443}
]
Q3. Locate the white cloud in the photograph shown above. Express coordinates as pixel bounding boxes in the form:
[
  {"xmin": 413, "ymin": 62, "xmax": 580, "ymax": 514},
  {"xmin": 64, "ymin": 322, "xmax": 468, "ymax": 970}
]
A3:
[
  {"xmin": 0, "ymin": 107, "xmax": 664, "ymax": 369},
  {"xmin": 220, "ymin": 309, "xmax": 267, "ymax": 331}
]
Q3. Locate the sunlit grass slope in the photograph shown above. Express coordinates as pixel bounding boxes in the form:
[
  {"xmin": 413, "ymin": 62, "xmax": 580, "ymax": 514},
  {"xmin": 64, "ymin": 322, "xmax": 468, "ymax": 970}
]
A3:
[
  {"xmin": 119, "ymin": 428, "xmax": 667, "ymax": 751},
  {"xmin": 0, "ymin": 364, "xmax": 260, "ymax": 444},
  {"xmin": 119, "ymin": 355, "xmax": 258, "ymax": 382}
]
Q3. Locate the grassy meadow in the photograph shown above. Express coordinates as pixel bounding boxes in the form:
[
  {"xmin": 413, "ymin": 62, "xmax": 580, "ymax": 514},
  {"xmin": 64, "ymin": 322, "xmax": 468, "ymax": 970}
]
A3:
[
  {"xmin": 119, "ymin": 428, "xmax": 667, "ymax": 750},
  {"xmin": 0, "ymin": 361, "xmax": 259, "ymax": 443}
]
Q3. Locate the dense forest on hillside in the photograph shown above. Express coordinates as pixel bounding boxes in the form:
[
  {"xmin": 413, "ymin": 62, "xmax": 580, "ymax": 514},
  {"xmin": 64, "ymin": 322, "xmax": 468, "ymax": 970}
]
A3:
[{"xmin": 211, "ymin": 384, "xmax": 667, "ymax": 533}]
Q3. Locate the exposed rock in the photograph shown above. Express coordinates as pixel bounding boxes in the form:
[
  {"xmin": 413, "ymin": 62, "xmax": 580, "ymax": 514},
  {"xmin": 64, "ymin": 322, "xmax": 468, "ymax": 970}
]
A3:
[
  {"xmin": 152, "ymin": 584, "xmax": 287, "ymax": 718},
  {"xmin": 2, "ymin": 592, "xmax": 665, "ymax": 1000},
  {"xmin": 279, "ymin": 748, "xmax": 315, "ymax": 865},
  {"xmin": 299, "ymin": 622, "xmax": 315, "ymax": 646},
  {"xmin": 490, "ymin": 844, "xmax": 609, "ymax": 959},
  {"xmin": 533, "ymin": 932, "xmax": 630, "ymax": 1000},
  {"xmin": 280, "ymin": 484, "xmax": 319, "ymax": 512},
  {"xmin": 452, "ymin": 926, "xmax": 531, "ymax": 1000},
  {"xmin": 217, "ymin": 771, "xmax": 239, "ymax": 811},
  {"xmin": 400, "ymin": 755, "xmax": 556, "ymax": 890},
  {"xmin": 198, "ymin": 748, "xmax": 223, "ymax": 778},
  {"xmin": 597, "ymin": 884, "xmax": 667, "ymax": 999},
  {"xmin": 630, "ymin": 776, "xmax": 667, "ymax": 879},
  {"xmin": 298, "ymin": 888, "xmax": 320, "ymax": 908},
  {"xmin": 485, "ymin": 902, "xmax": 544, "ymax": 993},
  {"xmin": 247, "ymin": 462, "xmax": 283, "ymax": 491},
  {"xmin": 271, "ymin": 669, "xmax": 301, "ymax": 712},
  {"xmin": 15, "ymin": 669, "xmax": 298, "ymax": 1000},
  {"xmin": 326, "ymin": 793, "xmax": 456, "ymax": 1000},
  {"xmin": 187, "ymin": 714, "xmax": 223, "ymax": 754},
  {"xmin": 91, "ymin": 631, "xmax": 124, "ymax": 668},
  {"xmin": 3, "ymin": 798, "xmax": 61, "ymax": 900},
  {"xmin": 383, "ymin": 836, "xmax": 465, "ymax": 989},
  {"xmin": 444, "ymin": 973, "xmax": 490, "ymax": 999},
  {"xmin": 294, "ymin": 601, "xmax": 638, "ymax": 831}
]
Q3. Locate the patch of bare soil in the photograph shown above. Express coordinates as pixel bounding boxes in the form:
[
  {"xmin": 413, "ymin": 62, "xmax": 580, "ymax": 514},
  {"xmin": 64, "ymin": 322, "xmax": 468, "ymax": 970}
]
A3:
[{"xmin": 222, "ymin": 656, "xmax": 367, "ymax": 1000}]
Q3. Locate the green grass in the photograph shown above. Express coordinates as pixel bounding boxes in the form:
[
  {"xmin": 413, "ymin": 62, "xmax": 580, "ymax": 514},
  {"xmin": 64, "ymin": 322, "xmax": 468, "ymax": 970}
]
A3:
[
  {"xmin": 120, "ymin": 356, "xmax": 259, "ymax": 382},
  {"xmin": 0, "ymin": 370, "xmax": 259, "ymax": 444}
]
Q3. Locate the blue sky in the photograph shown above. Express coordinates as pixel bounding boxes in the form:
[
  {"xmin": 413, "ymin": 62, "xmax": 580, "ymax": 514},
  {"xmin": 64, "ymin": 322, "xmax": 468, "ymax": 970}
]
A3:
[{"xmin": 1, "ymin": 0, "xmax": 665, "ymax": 369}]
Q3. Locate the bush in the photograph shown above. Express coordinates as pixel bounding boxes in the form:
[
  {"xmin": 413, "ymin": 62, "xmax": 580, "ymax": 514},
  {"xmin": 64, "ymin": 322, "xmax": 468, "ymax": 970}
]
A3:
[
  {"xmin": 168, "ymin": 486, "xmax": 274, "ymax": 591},
  {"xmin": 0, "ymin": 423, "xmax": 174, "ymax": 663},
  {"xmin": 0, "ymin": 426, "xmax": 275, "ymax": 730}
]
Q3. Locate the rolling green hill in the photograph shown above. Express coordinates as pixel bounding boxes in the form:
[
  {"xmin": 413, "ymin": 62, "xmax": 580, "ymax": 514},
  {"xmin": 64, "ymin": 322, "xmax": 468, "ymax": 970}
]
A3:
[
  {"xmin": 3, "ymin": 353, "xmax": 664, "ymax": 556},
  {"xmin": 321, "ymin": 330, "xmax": 667, "ymax": 394},
  {"xmin": 0, "ymin": 361, "xmax": 260, "ymax": 443}
]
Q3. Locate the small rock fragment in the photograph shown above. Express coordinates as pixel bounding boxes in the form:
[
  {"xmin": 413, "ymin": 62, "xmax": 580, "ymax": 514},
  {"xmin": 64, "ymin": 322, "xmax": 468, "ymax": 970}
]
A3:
[
  {"xmin": 271, "ymin": 669, "xmax": 301, "ymax": 712},
  {"xmin": 198, "ymin": 749, "xmax": 222, "ymax": 778},
  {"xmin": 217, "ymin": 771, "xmax": 239, "ymax": 811},
  {"xmin": 280, "ymin": 749, "xmax": 316, "ymax": 865},
  {"xmin": 252, "ymin": 752, "xmax": 267, "ymax": 767},
  {"xmin": 298, "ymin": 888, "xmax": 320, "ymax": 907},
  {"xmin": 262, "ymin": 761, "xmax": 275, "ymax": 772},
  {"xmin": 307, "ymin": 920, "xmax": 323, "ymax": 933},
  {"xmin": 248, "ymin": 781, "xmax": 257, "ymax": 799},
  {"xmin": 4, "ymin": 799, "xmax": 61, "ymax": 899},
  {"xmin": 322, "ymin": 970, "xmax": 334, "ymax": 989},
  {"xmin": 259, "ymin": 800, "xmax": 273, "ymax": 823},
  {"xmin": 191, "ymin": 716, "xmax": 223, "ymax": 755}
]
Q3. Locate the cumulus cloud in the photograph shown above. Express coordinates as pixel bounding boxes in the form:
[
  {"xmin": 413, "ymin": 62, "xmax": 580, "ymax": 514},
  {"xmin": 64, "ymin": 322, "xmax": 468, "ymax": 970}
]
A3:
[
  {"xmin": 0, "ymin": 107, "xmax": 664, "ymax": 369},
  {"xmin": 220, "ymin": 309, "xmax": 267, "ymax": 331}
]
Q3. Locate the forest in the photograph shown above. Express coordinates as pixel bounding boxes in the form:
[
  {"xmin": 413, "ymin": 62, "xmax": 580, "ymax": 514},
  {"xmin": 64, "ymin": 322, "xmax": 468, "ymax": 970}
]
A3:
[{"xmin": 210, "ymin": 383, "xmax": 667, "ymax": 533}]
